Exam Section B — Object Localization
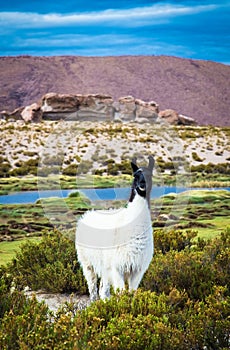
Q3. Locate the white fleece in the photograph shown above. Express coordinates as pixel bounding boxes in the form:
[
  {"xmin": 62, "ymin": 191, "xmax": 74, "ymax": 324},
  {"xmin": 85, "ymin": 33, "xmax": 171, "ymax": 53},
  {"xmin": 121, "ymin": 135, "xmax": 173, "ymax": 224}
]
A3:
[{"xmin": 75, "ymin": 194, "xmax": 153, "ymax": 300}]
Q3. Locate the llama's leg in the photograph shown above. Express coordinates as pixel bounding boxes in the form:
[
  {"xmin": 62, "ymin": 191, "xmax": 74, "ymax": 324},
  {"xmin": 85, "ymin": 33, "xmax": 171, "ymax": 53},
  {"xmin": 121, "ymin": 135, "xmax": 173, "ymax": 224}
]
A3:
[
  {"xmin": 99, "ymin": 278, "xmax": 110, "ymax": 300},
  {"xmin": 128, "ymin": 270, "xmax": 145, "ymax": 291},
  {"xmin": 112, "ymin": 269, "xmax": 125, "ymax": 294},
  {"xmin": 82, "ymin": 265, "xmax": 98, "ymax": 302}
]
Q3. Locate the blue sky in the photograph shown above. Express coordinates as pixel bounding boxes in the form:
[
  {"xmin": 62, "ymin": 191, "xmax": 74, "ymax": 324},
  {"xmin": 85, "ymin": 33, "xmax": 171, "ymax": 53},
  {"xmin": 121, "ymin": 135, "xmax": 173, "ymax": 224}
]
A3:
[{"xmin": 0, "ymin": 1, "xmax": 229, "ymax": 64}]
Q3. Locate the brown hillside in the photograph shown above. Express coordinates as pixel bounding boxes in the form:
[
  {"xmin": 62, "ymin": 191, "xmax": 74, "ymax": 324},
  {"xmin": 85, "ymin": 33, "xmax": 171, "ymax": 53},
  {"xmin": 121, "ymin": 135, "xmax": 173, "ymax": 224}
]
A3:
[{"xmin": 0, "ymin": 55, "xmax": 229, "ymax": 126}]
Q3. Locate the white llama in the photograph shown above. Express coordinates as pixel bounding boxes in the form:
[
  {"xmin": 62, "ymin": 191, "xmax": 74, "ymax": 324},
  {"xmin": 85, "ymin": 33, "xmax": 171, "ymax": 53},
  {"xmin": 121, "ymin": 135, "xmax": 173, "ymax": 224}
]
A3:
[{"xmin": 75, "ymin": 156, "xmax": 154, "ymax": 300}]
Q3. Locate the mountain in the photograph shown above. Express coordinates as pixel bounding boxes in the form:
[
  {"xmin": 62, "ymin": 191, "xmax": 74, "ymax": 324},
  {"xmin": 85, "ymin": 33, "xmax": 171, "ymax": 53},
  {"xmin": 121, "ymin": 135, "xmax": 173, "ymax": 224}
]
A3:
[{"xmin": 0, "ymin": 55, "xmax": 229, "ymax": 126}]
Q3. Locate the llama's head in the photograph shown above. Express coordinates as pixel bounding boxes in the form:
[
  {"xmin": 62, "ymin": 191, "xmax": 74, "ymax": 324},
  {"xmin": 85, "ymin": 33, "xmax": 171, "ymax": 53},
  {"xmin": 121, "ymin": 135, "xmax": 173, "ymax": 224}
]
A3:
[{"xmin": 129, "ymin": 155, "xmax": 154, "ymax": 206}]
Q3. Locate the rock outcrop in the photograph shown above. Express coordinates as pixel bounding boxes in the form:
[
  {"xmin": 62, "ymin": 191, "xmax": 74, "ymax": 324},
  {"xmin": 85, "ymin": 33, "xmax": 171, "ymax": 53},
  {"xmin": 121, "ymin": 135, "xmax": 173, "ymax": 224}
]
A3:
[
  {"xmin": 77, "ymin": 94, "xmax": 114, "ymax": 121},
  {"xmin": 135, "ymin": 99, "xmax": 159, "ymax": 123},
  {"xmin": 21, "ymin": 103, "xmax": 42, "ymax": 122},
  {"xmin": 0, "ymin": 107, "xmax": 24, "ymax": 120},
  {"xmin": 41, "ymin": 93, "xmax": 114, "ymax": 121},
  {"xmin": 177, "ymin": 114, "xmax": 197, "ymax": 126},
  {"xmin": 114, "ymin": 96, "xmax": 136, "ymax": 121},
  {"xmin": 0, "ymin": 92, "xmax": 197, "ymax": 125},
  {"xmin": 158, "ymin": 109, "xmax": 196, "ymax": 125}
]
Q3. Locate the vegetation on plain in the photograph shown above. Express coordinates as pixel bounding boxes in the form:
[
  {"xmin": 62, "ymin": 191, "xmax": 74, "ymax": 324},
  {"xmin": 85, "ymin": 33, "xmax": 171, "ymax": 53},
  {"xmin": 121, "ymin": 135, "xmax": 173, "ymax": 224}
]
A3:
[
  {"xmin": 0, "ymin": 228, "xmax": 229, "ymax": 349},
  {"xmin": 0, "ymin": 121, "xmax": 229, "ymax": 348}
]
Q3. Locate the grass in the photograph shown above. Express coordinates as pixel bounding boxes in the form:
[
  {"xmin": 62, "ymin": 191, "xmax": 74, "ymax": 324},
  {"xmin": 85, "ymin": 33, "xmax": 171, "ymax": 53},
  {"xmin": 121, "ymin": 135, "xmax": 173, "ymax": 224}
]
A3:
[
  {"xmin": 0, "ymin": 172, "xmax": 229, "ymax": 196},
  {"xmin": 152, "ymin": 189, "xmax": 230, "ymax": 240},
  {"xmin": 0, "ymin": 188, "xmax": 229, "ymax": 266},
  {"xmin": 194, "ymin": 216, "xmax": 230, "ymax": 240},
  {"xmin": 0, "ymin": 175, "xmax": 133, "ymax": 195},
  {"xmin": 0, "ymin": 238, "xmax": 39, "ymax": 265},
  {"xmin": 0, "ymin": 191, "xmax": 92, "ymax": 265}
]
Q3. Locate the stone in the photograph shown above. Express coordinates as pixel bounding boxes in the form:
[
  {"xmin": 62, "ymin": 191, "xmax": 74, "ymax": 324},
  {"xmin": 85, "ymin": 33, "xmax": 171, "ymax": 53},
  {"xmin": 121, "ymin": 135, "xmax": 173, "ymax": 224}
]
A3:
[
  {"xmin": 41, "ymin": 93, "xmax": 114, "ymax": 121},
  {"xmin": 77, "ymin": 94, "xmax": 114, "ymax": 121},
  {"xmin": 115, "ymin": 96, "xmax": 136, "ymax": 121},
  {"xmin": 41, "ymin": 93, "xmax": 80, "ymax": 112},
  {"xmin": 178, "ymin": 114, "xmax": 197, "ymax": 125},
  {"xmin": 0, "ymin": 110, "xmax": 9, "ymax": 119},
  {"xmin": 0, "ymin": 107, "xmax": 24, "ymax": 120},
  {"xmin": 158, "ymin": 109, "xmax": 179, "ymax": 125},
  {"xmin": 41, "ymin": 93, "xmax": 81, "ymax": 120},
  {"xmin": 21, "ymin": 103, "xmax": 42, "ymax": 122},
  {"xmin": 135, "ymin": 99, "xmax": 159, "ymax": 123},
  {"xmin": 158, "ymin": 109, "xmax": 196, "ymax": 125}
]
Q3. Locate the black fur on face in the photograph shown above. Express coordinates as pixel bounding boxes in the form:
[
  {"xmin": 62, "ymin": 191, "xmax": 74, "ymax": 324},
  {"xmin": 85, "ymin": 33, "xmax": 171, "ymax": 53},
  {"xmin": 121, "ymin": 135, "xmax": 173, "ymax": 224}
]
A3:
[{"xmin": 129, "ymin": 156, "xmax": 154, "ymax": 206}]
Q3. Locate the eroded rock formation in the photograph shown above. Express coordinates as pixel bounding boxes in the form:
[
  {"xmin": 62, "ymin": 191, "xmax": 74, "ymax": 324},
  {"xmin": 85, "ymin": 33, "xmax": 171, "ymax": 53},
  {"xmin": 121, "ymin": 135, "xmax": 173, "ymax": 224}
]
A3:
[{"xmin": 0, "ymin": 92, "xmax": 197, "ymax": 125}]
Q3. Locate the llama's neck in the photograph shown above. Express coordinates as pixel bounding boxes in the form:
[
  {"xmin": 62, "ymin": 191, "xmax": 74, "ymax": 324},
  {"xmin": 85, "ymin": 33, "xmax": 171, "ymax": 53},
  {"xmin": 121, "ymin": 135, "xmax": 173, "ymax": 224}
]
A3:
[
  {"xmin": 127, "ymin": 192, "xmax": 150, "ymax": 214},
  {"xmin": 129, "ymin": 188, "xmax": 151, "ymax": 209}
]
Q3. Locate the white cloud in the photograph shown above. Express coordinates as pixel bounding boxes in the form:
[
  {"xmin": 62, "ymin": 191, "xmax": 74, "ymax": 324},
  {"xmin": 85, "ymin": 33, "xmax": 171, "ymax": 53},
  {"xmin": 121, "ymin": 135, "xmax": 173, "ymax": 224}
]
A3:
[
  {"xmin": 0, "ymin": 3, "xmax": 220, "ymax": 29},
  {"xmin": 15, "ymin": 33, "xmax": 137, "ymax": 48}
]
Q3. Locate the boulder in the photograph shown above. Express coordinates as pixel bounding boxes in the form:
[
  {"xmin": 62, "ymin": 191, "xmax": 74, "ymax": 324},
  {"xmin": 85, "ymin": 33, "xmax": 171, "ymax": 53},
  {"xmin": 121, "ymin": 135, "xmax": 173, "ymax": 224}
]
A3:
[
  {"xmin": 41, "ymin": 93, "xmax": 81, "ymax": 112},
  {"xmin": 158, "ymin": 109, "xmax": 196, "ymax": 125},
  {"xmin": 0, "ymin": 110, "xmax": 10, "ymax": 119},
  {"xmin": 21, "ymin": 103, "xmax": 42, "ymax": 122},
  {"xmin": 77, "ymin": 94, "xmax": 114, "ymax": 121},
  {"xmin": 158, "ymin": 109, "xmax": 179, "ymax": 125},
  {"xmin": 178, "ymin": 114, "xmax": 197, "ymax": 125},
  {"xmin": 114, "ymin": 96, "xmax": 136, "ymax": 121},
  {"xmin": 135, "ymin": 99, "xmax": 159, "ymax": 123},
  {"xmin": 41, "ymin": 93, "xmax": 81, "ymax": 120},
  {"xmin": 41, "ymin": 93, "xmax": 114, "ymax": 121},
  {"xmin": 0, "ymin": 107, "xmax": 24, "ymax": 120}
]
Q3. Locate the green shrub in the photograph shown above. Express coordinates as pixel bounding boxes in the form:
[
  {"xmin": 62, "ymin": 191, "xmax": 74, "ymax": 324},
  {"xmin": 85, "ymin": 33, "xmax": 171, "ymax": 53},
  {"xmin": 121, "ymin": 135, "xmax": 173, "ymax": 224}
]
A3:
[
  {"xmin": 142, "ymin": 229, "xmax": 230, "ymax": 300},
  {"xmin": 72, "ymin": 288, "xmax": 230, "ymax": 350},
  {"xmin": 62, "ymin": 164, "xmax": 78, "ymax": 176},
  {"xmin": 0, "ymin": 286, "xmax": 229, "ymax": 350},
  {"xmin": 0, "ymin": 290, "xmax": 53, "ymax": 350},
  {"xmin": 192, "ymin": 152, "xmax": 203, "ymax": 162},
  {"xmin": 9, "ymin": 231, "xmax": 87, "ymax": 294},
  {"xmin": 0, "ymin": 229, "xmax": 229, "ymax": 349},
  {"xmin": 154, "ymin": 229, "xmax": 197, "ymax": 254},
  {"xmin": 0, "ymin": 162, "xmax": 11, "ymax": 177},
  {"xmin": 107, "ymin": 160, "xmax": 132, "ymax": 175},
  {"xmin": 0, "ymin": 156, "xmax": 11, "ymax": 177},
  {"xmin": 10, "ymin": 158, "xmax": 39, "ymax": 176},
  {"xmin": 191, "ymin": 162, "xmax": 230, "ymax": 174}
]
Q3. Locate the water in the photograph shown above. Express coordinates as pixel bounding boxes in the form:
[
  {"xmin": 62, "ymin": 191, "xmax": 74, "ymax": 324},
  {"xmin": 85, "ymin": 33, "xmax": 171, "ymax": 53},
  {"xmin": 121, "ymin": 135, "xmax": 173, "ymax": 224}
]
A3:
[
  {"xmin": 0, "ymin": 189, "xmax": 76, "ymax": 205},
  {"xmin": 0, "ymin": 187, "xmax": 229, "ymax": 205}
]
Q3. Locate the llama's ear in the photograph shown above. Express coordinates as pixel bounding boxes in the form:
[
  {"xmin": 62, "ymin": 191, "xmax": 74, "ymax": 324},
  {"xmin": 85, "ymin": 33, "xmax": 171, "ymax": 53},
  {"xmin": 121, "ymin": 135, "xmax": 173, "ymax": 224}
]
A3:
[
  {"xmin": 148, "ymin": 155, "xmax": 155, "ymax": 171},
  {"xmin": 131, "ymin": 158, "xmax": 138, "ymax": 173}
]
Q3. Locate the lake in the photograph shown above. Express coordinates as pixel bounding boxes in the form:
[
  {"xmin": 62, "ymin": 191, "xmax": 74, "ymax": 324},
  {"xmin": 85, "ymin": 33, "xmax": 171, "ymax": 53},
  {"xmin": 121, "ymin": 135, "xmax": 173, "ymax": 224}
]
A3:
[{"xmin": 0, "ymin": 187, "xmax": 229, "ymax": 205}]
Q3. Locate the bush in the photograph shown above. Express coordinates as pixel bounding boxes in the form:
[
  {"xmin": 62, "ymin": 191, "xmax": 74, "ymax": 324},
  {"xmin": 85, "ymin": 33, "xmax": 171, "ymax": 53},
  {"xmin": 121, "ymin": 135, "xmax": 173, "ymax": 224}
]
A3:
[
  {"xmin": 107, "ymin": 160, "xmax": 132, "ymax": 175},
  {"xmin": 62, "ymin": 164, "xmax": 78, "ymax": 176},
  {"xmin": 10, "ymin": 158, "xmax": 39, "ymax": 176},
  {"xmin": 0, "ymin": 156, "xmax": 11, "ymax": 177},
  {"xmin": 9, "ymin": 231, "xmax": 87, "ymax": 294},
  {"xmin": 71, "ymin": 288, "xmax": 230, "ymax": 350},
  {"xmin": 192, "ymin": 152, "xmax": 203, "ymax": 162},
  {"xmin": 0, "ymin": 229, "xmax": 229, "ymax": 349},
  {"xmin": 0, "ymin": 289, "xmax": 53, "ymax": 350},
  {"xmin": 191, "ymin": 162, "xmax": 230, "ymax": 174},
  {"xmin": 154, "ymin": 229, "xmax": 197, "ymax": 254},
  {"xmin": 142, "ymin": 229, "xmax": 230, "ymax": 300},
  {"xmin": 0, "ymin": 162, "xmax": 11, "ymax": 177},
  {"xmin": 0, "ymin": 285, "xmax": 229, "ymax": 350}
]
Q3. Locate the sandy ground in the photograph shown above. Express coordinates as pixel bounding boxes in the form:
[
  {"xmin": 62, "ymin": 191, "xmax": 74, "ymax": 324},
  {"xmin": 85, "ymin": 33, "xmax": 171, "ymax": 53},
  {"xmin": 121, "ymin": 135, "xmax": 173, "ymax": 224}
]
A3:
[
  {"xmin": 0, "ymin": 120, "xmax": 229, "ymax": 173},
  {"xmin": 25, "ymin": 290, "xmax": 90, "ymax": 313}
]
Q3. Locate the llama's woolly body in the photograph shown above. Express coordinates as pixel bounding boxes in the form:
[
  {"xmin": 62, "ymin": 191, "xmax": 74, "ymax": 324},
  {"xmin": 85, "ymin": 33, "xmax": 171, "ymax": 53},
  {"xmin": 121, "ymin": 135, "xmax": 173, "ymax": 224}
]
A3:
[
  {"xmin": 76, "ymin": 155, "xmax": 154, "ymax": 300},
  {"xmin": 76, "ymin": 195, "xmax": 153, "ymax": 299}
]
